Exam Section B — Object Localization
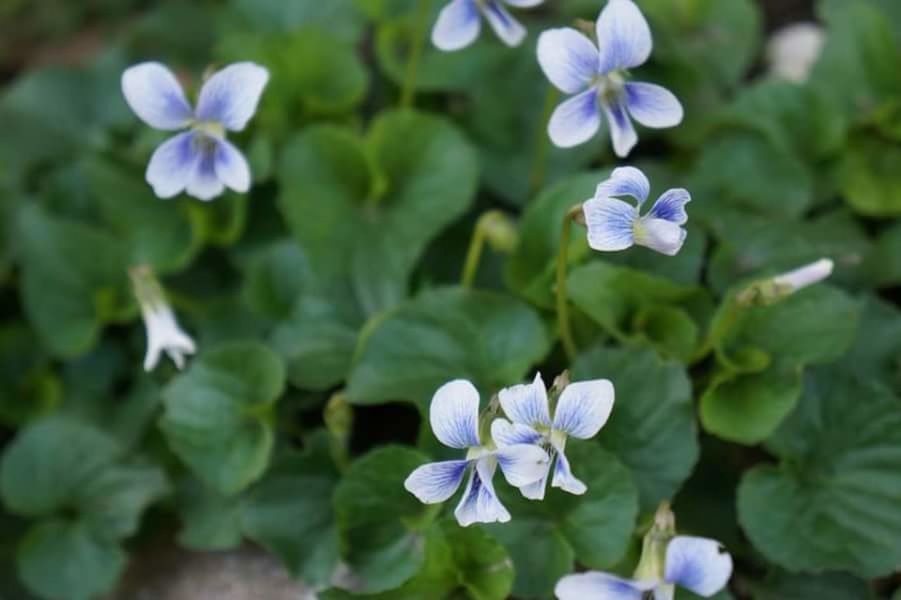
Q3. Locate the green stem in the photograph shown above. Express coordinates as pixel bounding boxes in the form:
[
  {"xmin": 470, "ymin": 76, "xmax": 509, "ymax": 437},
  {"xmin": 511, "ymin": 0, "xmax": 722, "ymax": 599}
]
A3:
[
  {"xmin": 556, "ymin": 206, "xmax": 582, "ymax": 361},
  {"xmin": 529, "ymin": 86, "xmax": 559, "ymax": 195},
  {"xmin": 400, "ymin": 0, "xmax": 432, "ymax": 108},
  {"xmin": 461, "ymin": 212, "xmax": 492, "ymax": 288}
]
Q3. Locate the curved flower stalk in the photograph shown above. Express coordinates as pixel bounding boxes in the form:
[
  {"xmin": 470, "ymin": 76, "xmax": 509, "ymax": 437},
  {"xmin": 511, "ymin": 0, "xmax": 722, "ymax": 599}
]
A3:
[
  {"xmin": 122, "ymin": 61, "xmax": 269, "ymax": 201},
  {"xmin": 432, "ymin": 0, "xmax": 544, "ymax": 51},
  {"xmin": 129, "ymin": 266, "xmax": 196, "ymax": 372},
  {"xmin": 556, "ymin": 503, "xmax": 733, "ymax": 600},
  {"xmin": 404, "ymin": 379, "xmax": 550, "ymax": 526},
  {"xmin": 583, "ymin": 166, "xmax": 691, "ymax": 256},
  {"xmin": 491, "ymin": 373, "xmax": 614, "ymax": 499},
  {"xmin": 537, "ymin": 0, "xmax": 683, "ymax": 155}
]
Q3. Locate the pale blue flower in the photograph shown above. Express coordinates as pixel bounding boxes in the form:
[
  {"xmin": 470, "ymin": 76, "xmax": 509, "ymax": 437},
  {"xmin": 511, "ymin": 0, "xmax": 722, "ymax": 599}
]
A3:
[
  {"xmin": 129, "ymin": 266, "xmax": 195, "ymax": 371},
  {"xmin": 491, "ymin": 373, "xmax": 614, "ymax": 500},
  {"xmin": 583, "ymin": 166, "xmax": 691, "ymax": 256},
  {"xmin": 537, "ymin": 0, "xmax": 682, "ymax": 156},
  {"xmin": 432, "ymin": 0, "xmax": 544, "ymax": 51},
  {"xmin": 556, "ymin": 536, "xmax": 733, "ymax": 600},
  {"xmin": 404, "ymin": 379, "xmax": 550, "ymax": 526},
  {"xmin": 122, "ymin": 62, "xmax": 269, "ymax": 201}
]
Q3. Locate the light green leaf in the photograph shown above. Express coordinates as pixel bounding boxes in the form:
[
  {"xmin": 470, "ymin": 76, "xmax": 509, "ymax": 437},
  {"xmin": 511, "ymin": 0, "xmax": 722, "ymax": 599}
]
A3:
[
  {"xmin": 750, "ymin": 571, "xmax": 872, "ymax": 600},
  {"xmin": 573, "ymin": 346, "xmax": 699, "ymax": 511},
  {"xmin": 840, "ymin": 133, "xmax": 901, "ymax": 217},
  {"xmin": 347, "ymin": 287, "xmax": 550, "ymax": 412},
  {"xmin": 160, "ymin": 342, "xmax": 285, "ymax": 495},
  {"xmin": 738, "ymin": 371, "xmax": 901, "ymax": 577},
  {"xmin": 228, "ymin": 0, "xmax": 366, "ymax": 41},
  {"xmin": 241, "ymin": 240, "xmax": 311, "ymax": 321}
]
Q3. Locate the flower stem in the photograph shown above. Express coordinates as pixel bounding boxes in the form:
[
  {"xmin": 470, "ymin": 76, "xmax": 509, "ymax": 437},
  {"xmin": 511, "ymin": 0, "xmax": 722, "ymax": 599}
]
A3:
[
  {"xmin": 556, "ymin": 206, "xmax": 582, "ymax": 361},
  {"xmin": 460, "ymin": 210, "xmax": 517, "ymax": 288},
  {"xmin": 400, "ymin": 0, "xmax": 432, "ymax": 108},
  {"xmin": 529, "ymin": 86, "xmax": 559, "ymax": 195}
]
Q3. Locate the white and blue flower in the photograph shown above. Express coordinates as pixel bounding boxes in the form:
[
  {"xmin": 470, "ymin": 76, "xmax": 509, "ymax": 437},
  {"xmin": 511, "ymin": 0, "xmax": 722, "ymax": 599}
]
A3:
[
  {"xmin": 555, "ymin": 536, "xmax": 733, "ymax": 600},
  {"xmin": 404, "ymin": 379, "xmax": 550, "ymax": 526},
  {"xmin": 583, "ymin": 166, "xmax": 691, "ymax": 256},
  {"xmin": 432, "ymin": 0, "xmax": 544, "ymax": 51},
  {"xmin": 129, "ymin": 266, "xmax": 196, "ymax": 372},
  {"xmin": 122, "ymin": 61, "xmax": 269, "ymax": 201},
  {"xmin": 537, "ymin": 0, "xmax": 682, "ymax": 156},
  {"xmin": 491, "ymin": 373, "xmax": 614, "ymax": 500}
]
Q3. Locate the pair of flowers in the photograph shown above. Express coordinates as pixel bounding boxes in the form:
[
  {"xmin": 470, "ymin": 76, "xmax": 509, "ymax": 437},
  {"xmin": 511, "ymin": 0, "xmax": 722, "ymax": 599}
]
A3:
[{"xmin": 434, "ymin": 0, "xmax": 683, "ymax": 157}]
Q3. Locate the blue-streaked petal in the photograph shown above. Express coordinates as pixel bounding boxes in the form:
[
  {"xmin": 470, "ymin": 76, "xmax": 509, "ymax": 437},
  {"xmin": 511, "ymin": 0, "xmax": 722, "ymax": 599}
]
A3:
[
  {"xmin": 121, "ymin": 62, "xmax": 193, "ymax": 130},
  {"xmin": 432, "ymin": 0, "xmax": 481, "ymax": 51},
  {"xmin": 647, "ymin": 188, "xmax": 690, "ymax": 225},
  {"xmin": 186, "ymin": 144, "xmax": 226, "ymax": 201},
  {"xmin": 602, "ymin": 97, "xmax": 638, "ymax": 158},
  {"xmin": 553, "ymin": 379, "xmax": 615, "ymax": 439},
  {"xmin": 404, "ymin": 459, "xmax": 469, "ymax": 504},
  {"xmin": 455, "ymin": 459, "xmax": 510, "ymax": 526},
  {"xmin": 146, "ymin": 132, "xmax": 199, "ymax": 199},
  {"xmin": 496, "ymin": 444, "xmax": 550, "ymax": 487},
  {"xmin": 430, "ymin": 379, "xmax": 481, "ymax": 449},
  {"xmin": 595, "ymin": 0, "xmax": 653, "ymax": 73},
  {"xmin": 548, "ymin": 88, "xmax": 602, "ymax": 148},
  {"xmin": 482, "ymin": 1, "xmax": 526, "ymax": 47},
  {"xmin": 634, "ymin": 217, "xmax": 686, "ymax": 256},
  {"xmin": 664, "ymin": 536, "xmax": 733, "ymax": 597},
  {"xmin": 519, "ymin": 464, "xmax": 550, "ymax": 500},
  {"xmin": 195, "ymin": 62, "xmax": 269, "ymax": 131},
  {"xmin": 594, "ymin": 165, "xmax": 650, "ymax": 205},
  {"xmin": 624, "ymin": 82, "xmax": 684, "ymax": 128},
  {"xmin": 551, "ymin": 445, "xmax": 587, "ymax": 495},
  {"xmin": 214, "ymin": 138, "xmax": 251, "ymax": 193},
  {"xmin": 555, "ymin": 571, "xmax": 654, "ymax": 600},
  {"xmin": 582, "ymin": 196, "xmax": 637, "ymax": 252},
  {"xmin": 537, "ymin": 28, "xmax": 600, "ymax": 94},
  {"xmin": 503, "ymin": 0, "xmax": 543, "ymax": 6},
  {"xmin": 491, "ymin": 418, "xmax": 543, "ymax": 447},
  {"xmin": 497, "ymin": 372, "xmax": 551, "ymax": 428}
]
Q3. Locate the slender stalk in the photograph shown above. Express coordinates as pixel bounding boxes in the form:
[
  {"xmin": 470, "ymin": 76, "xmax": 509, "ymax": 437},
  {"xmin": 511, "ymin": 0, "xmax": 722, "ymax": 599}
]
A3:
[
  {"xmin": 460, "ymin": 210, "xmax": 516, "ymax": 288},
  {"xmin": 529, "ymin": 86, "xmax": 559, "ymax": 195},
  {"xmin": 400, "ymin": 0, "xmax": 432, "ymax": 108},
  {"xmin": 461, "ymin": 223, "xmax": 489, "ymax": 289},
  {"xmin": 556, "ymin": 206, "xmax": 582, "ymax": 361}
]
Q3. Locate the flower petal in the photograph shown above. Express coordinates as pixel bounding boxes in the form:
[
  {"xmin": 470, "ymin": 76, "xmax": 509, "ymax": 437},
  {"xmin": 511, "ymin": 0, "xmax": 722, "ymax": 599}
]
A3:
[
  {"xmin": 602, "ymin": 97, "xmax": 638, "ymax": 158},
  {"xmin": 430, "ymin": 379, "xmax": 481, "ymax": 450},
  {"xmin": 146, "ymin": 132, "xmax": 199, "ymax": 199},
  {"xmin": 582, "ymin": 196, "xmax": 637, "ymax": 252},
  {"xmin": 537, "ymin": 28, "xmax": 600, "ymax": 94},
  {"xmin": 551, "ymin": 445, "xmax": 587, "ymax": 494},
  {"xmin": 634, "ymin": 217, "xmax": 686, "ymax": 256},
  {"xmin": 596, "ymin": 0, "xmax": 653, "ymax": 73},
  {"xmin": 503, "ymin": 0, "xmax": 543, "ymax": 6},
  {"xmin": 594, "ymin": 165, "xmax": 650, "ymax": 205},
  {"xmin": 142, "ymin": 304, "xmax": 195, "ymax": 371},
  {"xmin": 432, "ymin": 0, "xmax": 482, "ymax": 51},
  {"xmin": 121, "ymin": 62, "xmax": 193, "ymax": 130},
  {"xmin": 186, "ymin": 144, "xmax": 226, "ymax": 201},
  {"xmin": 624, "ymin": 82, "xmax": 683, "ymax": 128},
  {"xmin": 553, "ymin": 379, "xmax": 615, "ymax": 439},
  {"xmin": 195, "ymin": 62, "xmax": 269, "ymax": 131},
  {"xmin": 491, "ymin": 419, "xmax": 543, "ymax": 446},
  {"xmin": 647, "ymin": 188, "xmax": 690, "ymax": 225},
  {"xmin": 498, "ymin": 372, "xmax": 552, "ymax": 428},
  {"xmin": 496, "ymin": 443, "xmax": 550, "ymax": 487},
  {"xmin": 548, "ymin": 88, "xmax": 602, "ymax": 148},
  {"xmin": 664, "ymin": 536, "xmax": 733, "ymax": 597},
  {"xmin": 404, "ymin": 460, "xmax": 469, "ymax": 504},
  {"xmin": 519, "ymin": 466, "xmax": 550, "ymax": 500},
  {"xmin": 454, "ymin": 459, "xmax": 510, "ymax": 526},
  {"xmin": 481, "ymin": 1, "xmax": 527, "ymax": 47},
  {"xmin": 214, "ymin": 138, "xmax": 251, "ymax": 193},
  {"xmin": 555, "ymin": 572, "xmax": 653, "ymax": 600}
]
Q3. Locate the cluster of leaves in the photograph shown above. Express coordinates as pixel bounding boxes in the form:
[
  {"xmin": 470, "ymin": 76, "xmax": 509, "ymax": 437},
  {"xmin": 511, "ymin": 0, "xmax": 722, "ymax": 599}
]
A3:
[{"xmin": 0, "ymin": 0, "xmax": 900, "ymax": 599}]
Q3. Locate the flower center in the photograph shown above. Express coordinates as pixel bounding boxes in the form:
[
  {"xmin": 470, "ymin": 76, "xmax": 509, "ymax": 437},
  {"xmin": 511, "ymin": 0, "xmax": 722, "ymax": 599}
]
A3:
[
  {"xmin": 192, "ymin": 120, "xmax": 226, "ymax": 139},
  {"xmin": 592, "ymin": 71, "xmax": 627, "ymax": 103}
]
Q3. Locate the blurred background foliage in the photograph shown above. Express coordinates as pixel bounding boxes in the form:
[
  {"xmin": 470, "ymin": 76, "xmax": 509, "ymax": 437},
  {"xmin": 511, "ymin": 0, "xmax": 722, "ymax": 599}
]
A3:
[{"xmin": 0, "ymin": 0, "xmax": 900, "ymax": 599}]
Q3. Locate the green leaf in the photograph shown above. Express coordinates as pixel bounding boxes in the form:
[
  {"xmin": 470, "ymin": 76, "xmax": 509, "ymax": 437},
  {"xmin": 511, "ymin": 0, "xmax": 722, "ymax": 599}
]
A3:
[
  {"xmin": 17, "ymin": 205, "xmax": 130, "ymax": 358},
  {"xmin": 488, "ymin": 444, "xmax": 638, "ymax": 598},
  {"xmin": 228, "ymin": 0, "xmax": 365, "ymax": 41},
  {"xmin": 176, "ymin": 476, "xmax": 244, "ymax": 551},
  {"xmin": 841, "ymin": 296, "xmax": 901, "ymax": 395},
  {"xmin": 333, "ymin": 446, "xmax": 436, "ymax": 592},
  {"xmin": 17, "ymin": 519, "xmax": 125, "ymax": 600},
  {"xmin": 751, "ymin": 571, "xmax": 873, "ymax": 600},
  {"xmin": 278, "ymin": 110, "xmax": 478, "ymax": 315},
  {"xmin": 862, "ymin": 220, "xmax": 901, "ymax": 287},
  {"xmin": 0, "ymin": 323, "xmax": 60, "ymax": 427},
  {"xmin": 76, "ymin": 460, "xmax": 168, "ymax": 540},
  {"xmin": 567, "ymin": 262, "xmax": 712, "ymax": 362},
  {"xmin": 347, "ymin": 287, "xmax": 550, "ymax": 412},
  {"xmin": 217, "ymin": 28, "xmax": 368, "ymax": 129},
  {"xmin": 572, "ymin": 346, "xmax": 699, "ymax": 511},
  {"xmin": 160, "ymin": 341, "xmax": 285, "ymax": 495},
  {"xmin": 738, "ymin": 371, "xmax": 901, "ymax": 577},
  {"xmin": 241, "ymin": 239, "xmax": 311, "ymax": 321},
  {"xmin": 839, "ymin": 132, "xmax": 901, "ymax": 216}
]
